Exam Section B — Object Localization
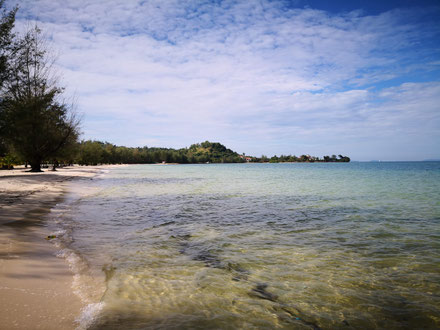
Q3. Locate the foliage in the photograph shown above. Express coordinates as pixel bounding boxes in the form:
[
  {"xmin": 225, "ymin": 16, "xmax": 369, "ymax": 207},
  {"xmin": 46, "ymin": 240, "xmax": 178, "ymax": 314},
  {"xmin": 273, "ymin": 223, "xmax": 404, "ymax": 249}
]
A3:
[
  {"xmin": 253, "ymin": 154, "xmax": 350, "ymax": 163},
  {"xmin": 0, "ymin": 152, "xmax": 16, "ymax": 169},
  {"xmin": 187, "ymin": 141, "xmax": 244, "ymax": 163},
  {"xmin": 76, "ymin": 140, "xmax": 245, "ymax": 165},
  {"xmin": 0, "ymin": 26, "xmax": 80, "ymax": 171},
  {"xmin": 0, "ymin": 0, "xmax": 16, "ymax": 155},
  {"xmin": 0, "ymin": 0, "xmax": 17, "ymax": 89},
  {"xmin": 75, "ymin": 140, "xmax": 350, "ymax": 165}
]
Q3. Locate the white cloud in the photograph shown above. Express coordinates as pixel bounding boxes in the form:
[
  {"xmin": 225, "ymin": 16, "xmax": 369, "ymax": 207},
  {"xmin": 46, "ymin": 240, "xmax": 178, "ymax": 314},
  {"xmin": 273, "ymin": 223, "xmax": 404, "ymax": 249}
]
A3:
[{"xmin": 10, "ymin": 0, "xmax": 440, "ymax": 160}]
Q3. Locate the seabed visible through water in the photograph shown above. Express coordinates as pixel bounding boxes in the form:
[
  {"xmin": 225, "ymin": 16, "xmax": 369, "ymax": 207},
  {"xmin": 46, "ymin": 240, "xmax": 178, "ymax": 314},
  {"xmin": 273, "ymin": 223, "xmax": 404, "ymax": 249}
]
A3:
[{"xmin": 49, "ymin": 162, "xmax": 440, "ymax": 329}]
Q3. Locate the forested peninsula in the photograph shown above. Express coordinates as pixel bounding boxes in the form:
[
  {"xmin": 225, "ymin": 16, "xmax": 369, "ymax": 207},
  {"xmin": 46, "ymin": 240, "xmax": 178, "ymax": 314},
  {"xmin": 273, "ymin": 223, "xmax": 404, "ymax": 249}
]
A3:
[
  {"xmin": 2, "ymin": 139, "xmax": 350, "ymax": 168},
  {"xmin": 71, "ymin": 140, "xmax": 351, "ymax": 165}
]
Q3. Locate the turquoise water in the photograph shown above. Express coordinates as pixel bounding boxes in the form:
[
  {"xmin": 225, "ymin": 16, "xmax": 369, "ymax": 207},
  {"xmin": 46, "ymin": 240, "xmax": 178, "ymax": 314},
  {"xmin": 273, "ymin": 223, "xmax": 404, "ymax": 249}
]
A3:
[{"xmin": 53, "ymin": 162, "xmax": 440, "ymax": 329}]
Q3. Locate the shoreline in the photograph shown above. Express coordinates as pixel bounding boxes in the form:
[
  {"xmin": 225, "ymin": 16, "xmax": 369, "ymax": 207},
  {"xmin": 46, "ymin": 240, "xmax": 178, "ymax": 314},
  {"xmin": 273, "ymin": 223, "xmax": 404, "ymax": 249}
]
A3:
[{"xmin": 0, "ymin": 165, "xmax": 122, "ymax": 329}]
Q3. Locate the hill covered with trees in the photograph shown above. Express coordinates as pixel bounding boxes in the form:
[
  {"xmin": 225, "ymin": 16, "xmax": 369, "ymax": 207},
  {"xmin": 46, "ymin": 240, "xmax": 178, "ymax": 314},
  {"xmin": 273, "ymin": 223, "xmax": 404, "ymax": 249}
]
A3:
[
  {"xmin": 1, "ymin": 136, "xmax": 350, "ymax": 168},
  {"xmin": 73, "ymin": 140, "xmax": 349, "ymax": 165},
  {"xmin": 75, "ymin": 140, "xmax": 245, "ymax": 165}
]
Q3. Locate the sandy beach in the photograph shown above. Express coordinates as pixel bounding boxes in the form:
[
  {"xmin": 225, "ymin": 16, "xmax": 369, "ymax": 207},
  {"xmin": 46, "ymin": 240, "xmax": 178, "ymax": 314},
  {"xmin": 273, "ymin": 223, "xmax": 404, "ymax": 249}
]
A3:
[{"xmin": 0, "ymin": 165, "xmax": 117, "ymax": 330}]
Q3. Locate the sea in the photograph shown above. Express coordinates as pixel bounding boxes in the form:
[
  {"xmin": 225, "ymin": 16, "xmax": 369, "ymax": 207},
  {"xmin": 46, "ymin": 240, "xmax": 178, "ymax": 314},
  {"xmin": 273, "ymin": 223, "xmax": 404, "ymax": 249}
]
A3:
[{"xmin": 47, "ymin": 162, "xmax": 440, "ymax": 329}]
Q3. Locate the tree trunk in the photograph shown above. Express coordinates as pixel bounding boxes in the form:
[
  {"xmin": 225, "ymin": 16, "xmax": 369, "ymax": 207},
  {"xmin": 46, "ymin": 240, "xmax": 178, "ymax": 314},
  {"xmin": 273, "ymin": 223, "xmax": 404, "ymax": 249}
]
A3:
[
  {"xmin": 29, "ymin": 159, "xmax": 43, "ymax": 172},
  {"xmin": 51, "ymin": 159, "xmax": 58, "ymax": 171}
]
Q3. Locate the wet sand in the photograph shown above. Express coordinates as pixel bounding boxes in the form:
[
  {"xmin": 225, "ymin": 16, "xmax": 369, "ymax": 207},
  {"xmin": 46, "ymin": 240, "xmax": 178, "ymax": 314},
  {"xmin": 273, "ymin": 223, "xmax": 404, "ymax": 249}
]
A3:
[{"xmin": 0, "ymin": 165, "xmax": 120, "ymax": 329}]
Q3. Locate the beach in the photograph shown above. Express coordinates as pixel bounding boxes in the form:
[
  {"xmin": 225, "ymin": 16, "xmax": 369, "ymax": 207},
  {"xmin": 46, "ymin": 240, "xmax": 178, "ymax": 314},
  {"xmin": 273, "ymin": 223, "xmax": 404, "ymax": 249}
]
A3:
[{"xmin": 0, "ymin": 165, "xmax": 118, "ymax": 330}]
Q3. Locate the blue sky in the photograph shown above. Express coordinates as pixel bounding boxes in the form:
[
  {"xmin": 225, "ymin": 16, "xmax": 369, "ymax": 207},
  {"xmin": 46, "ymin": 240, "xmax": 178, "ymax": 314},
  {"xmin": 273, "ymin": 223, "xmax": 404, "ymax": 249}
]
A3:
[{"xmin": 9, "ymin": 0, "xmax": 440, "ymax": 160}]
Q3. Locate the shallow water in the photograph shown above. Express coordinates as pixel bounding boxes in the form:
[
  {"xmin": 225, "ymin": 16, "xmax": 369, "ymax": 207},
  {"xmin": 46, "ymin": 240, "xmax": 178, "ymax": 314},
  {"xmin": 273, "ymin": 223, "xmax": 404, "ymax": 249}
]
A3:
[{"xmin": 51, "ymin": 162, "xmax": 440, "ymax": 329}]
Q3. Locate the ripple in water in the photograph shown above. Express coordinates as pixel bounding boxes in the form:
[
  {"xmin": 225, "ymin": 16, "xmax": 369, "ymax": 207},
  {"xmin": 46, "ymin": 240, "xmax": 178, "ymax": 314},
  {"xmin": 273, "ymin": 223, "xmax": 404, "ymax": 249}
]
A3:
[{"xmin": 53, "ymin": 163, "xmax": 440, "ymax": 329}]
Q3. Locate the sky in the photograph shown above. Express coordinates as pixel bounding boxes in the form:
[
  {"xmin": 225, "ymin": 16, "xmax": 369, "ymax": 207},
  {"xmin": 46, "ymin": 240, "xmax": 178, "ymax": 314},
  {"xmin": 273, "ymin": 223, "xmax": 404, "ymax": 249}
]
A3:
[{"xmin": 8, "ymin": 0, "xmax": 440, "ymax": 160}]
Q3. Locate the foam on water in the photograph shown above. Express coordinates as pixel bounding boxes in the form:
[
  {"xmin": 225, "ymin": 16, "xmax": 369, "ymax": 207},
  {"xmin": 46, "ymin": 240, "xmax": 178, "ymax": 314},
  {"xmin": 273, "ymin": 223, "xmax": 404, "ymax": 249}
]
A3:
[
  {"xmin": 46, "ymin": 181, "xmax": 108, "ymax": 329},
  {"xmin": 75, "ymin": 302, "xmax": 105, "ymax": 330}
]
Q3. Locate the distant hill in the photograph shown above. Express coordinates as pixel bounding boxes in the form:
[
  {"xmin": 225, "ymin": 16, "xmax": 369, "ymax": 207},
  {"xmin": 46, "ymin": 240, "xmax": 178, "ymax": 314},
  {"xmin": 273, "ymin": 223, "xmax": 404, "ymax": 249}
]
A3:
[
  {"xmin": 74, "ymin": 140, "xmax": 350, "ymax": 165},
  {"xmin": 187, "ymin": 141, "xmax": 243, "ymax": 163},
  {"xmin": 75, "ymin": 140, "xmax": 244, "ymax": 165}
]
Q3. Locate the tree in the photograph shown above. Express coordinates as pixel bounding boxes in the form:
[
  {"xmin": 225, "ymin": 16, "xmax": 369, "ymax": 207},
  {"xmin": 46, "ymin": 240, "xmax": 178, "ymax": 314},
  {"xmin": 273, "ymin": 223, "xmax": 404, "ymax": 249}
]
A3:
[
  {"xmin": 77, "ymin": 140, "xmax": 103, "ymax": 165},
  {"xmin": 269, "ymin": 155, "xmax": 279, "ymax": 163},
  {"xmin": 0, "ymin": 1, "xmax": 17, "ymax": 157},
  {"xmin": 0, "ymin": 0, "xmax": 17, "ymax": 89},
  {"xmin": 0, "ymin": 26, "xmax": 80, "ymax": 171}
]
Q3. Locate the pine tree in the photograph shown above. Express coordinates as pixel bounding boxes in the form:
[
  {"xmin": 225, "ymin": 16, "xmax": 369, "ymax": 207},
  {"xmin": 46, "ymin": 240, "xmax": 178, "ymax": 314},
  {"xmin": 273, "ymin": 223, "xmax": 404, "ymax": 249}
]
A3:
[{"xmin": 0, "ymin": 26, "xmax": 80, "ymax": 171}]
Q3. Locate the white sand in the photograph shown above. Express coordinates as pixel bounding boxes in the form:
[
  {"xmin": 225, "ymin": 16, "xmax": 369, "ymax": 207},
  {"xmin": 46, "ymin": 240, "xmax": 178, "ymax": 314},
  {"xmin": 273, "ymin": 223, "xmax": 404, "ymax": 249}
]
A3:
[{"xmin": 0, "ymin": 165, "xmax": 122, "ymax": 329}]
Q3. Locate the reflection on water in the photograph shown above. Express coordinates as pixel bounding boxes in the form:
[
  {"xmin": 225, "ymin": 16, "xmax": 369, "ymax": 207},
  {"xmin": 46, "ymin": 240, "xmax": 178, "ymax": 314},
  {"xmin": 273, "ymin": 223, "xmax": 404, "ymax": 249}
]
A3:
[{"xmin": 53, "ymin": 163, "xmax": 440, "ymax": 329}]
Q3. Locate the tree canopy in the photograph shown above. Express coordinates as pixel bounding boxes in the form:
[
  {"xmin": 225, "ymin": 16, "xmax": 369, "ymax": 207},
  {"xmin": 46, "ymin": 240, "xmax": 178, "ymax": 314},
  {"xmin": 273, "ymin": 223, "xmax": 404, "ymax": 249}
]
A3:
[
  {"xmin": 0, "ymin": 0, "xmax": 17, "ymax": 89},
  {"xmin": 0, "ymin": 0, "xmax": 16, "ymax": 157},
  {"xmin": 75, "ymin": 140, "xmax": 245, "ymax": 165},
  {"xmin": 0, "ymin": 21, "xmax": 80, "ymax": 171},
  {"xmin": 74, "ymin": 140, "xmax": 350, "ymax": 165}
]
